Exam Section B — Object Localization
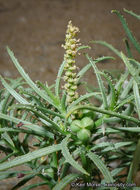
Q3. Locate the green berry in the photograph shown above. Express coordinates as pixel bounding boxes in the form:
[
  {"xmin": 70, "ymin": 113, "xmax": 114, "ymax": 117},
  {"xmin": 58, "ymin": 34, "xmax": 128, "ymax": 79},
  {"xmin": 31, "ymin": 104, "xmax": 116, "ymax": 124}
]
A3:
[
  {"xmin": 82, "ymin": 109, "xmax": 95, "ymax": 119},
  {"xmin": 70, "ymin": 120, "xmax": 81, "ymax": 132},
  {"xmin": 81, "ymin": 117, "xmax": 94, "ymax": 130},
  {"xmin": 77, "ymin": 129, "xmax": 91, "ymax": 142}
]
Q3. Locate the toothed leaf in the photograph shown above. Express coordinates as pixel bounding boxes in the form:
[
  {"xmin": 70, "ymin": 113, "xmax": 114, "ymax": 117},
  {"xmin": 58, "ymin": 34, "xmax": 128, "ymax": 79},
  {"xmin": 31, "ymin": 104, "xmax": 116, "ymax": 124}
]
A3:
[
  {"xmin": 61, "ymin": 136, "xmax": 89, "ymax": 175},
  {"xmin": 112, "ymin": 10, "xmax": 140, "ymax": 53}
]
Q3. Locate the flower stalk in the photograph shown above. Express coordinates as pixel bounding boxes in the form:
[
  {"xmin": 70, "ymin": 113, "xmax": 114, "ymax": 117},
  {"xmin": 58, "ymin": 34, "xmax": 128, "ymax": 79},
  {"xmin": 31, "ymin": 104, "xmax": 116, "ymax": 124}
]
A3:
[{"xmin": 62, "ymin": 21, "xmax": 81, "ymax": 105}]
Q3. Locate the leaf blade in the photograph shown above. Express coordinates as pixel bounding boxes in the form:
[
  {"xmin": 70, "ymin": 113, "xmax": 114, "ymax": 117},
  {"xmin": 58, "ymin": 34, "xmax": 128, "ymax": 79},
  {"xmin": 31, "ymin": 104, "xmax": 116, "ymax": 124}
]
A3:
[
  {"xmin": 133, "ymin": 80, "xmax": 140, "ymax": 119},
  {"xmin": 7, "ymin": 47, "xmax": 54, "ymax": 106},
  {"xmin": 0, "ymin": 76, "xmax": 29, "ymax": 105},
  {"xmin": 86, "ymin": 54, "xmax": 108, "ymax": 109},
  {"xmin": 0, "ymin": 144, "xmax": 61, "ymax": 171},
  {"xmin": 53, "ymin": 173, "xmax": 79, "ymax": 190},
  {"xmin": 0, "ymin": 112, "xmax": 54, "ymax": 139},
  {"xmin": 61, "ymin": 136, "xmax": 89, "ymax": 175},
  {"xmin": 112, "ymin": 10, "xmax": 140, "ymax": 53},
  {"xmin": 87, "ymin": 151, "xmax": 116, "ymax": 190}
]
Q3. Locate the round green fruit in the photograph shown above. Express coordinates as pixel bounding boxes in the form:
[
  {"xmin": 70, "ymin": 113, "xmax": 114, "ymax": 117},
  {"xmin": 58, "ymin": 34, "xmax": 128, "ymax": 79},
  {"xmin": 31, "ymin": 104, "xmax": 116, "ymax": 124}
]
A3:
[
  {"xmin": 82, "ymin": 109, "xmax": 95, "ymax": 119},
  {"xmin": 77, "ymin": 128, "xmax": 91, "ymax": 142},
  {"xmin": 81, "ymin": 117, "xmax": 94, "ymax": 130},
  {"xmin": 70, "ymin": 120, "xmax": 81, "ymax": 132}
]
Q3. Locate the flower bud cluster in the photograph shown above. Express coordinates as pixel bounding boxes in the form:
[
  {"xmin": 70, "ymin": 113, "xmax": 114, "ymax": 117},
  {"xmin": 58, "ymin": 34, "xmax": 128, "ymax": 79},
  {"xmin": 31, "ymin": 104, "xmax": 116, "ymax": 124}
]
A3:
[{"xmin": 62, "ymin": 21, "xmax": 81, "ymax": 104}]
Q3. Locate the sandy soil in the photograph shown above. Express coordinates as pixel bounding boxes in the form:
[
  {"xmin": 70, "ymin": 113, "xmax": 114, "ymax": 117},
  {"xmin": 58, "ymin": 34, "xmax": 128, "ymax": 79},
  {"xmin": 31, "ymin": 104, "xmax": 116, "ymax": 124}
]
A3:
[{"xmin": 0, "ymin": 0, "xmax": 140, "ymax": 189}]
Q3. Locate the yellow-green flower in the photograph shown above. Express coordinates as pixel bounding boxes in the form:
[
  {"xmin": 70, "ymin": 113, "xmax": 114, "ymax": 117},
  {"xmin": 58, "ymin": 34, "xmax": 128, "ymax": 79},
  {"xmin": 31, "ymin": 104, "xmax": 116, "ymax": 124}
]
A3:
[{"xmin": 62, "ymin": 21, "xmax": 80, "ymax": 104}]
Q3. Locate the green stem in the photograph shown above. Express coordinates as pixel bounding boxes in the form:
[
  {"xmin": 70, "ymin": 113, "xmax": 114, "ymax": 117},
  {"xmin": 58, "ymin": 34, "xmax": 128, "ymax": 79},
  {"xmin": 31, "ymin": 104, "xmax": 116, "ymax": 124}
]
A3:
[
  {"xmin": 66, "ymin": 105, "xmax": 140, "ymax": 125},
  {"xmin": 95, "ymin": 104, "xmax": 134, "ymax": 127},
  {"xmin": 60, "ymin": 163, "xmax": 70, "ymax": 179},
  {"xmin": 80, "ymin": 152, "xmax": 87, "ymax": 168}
]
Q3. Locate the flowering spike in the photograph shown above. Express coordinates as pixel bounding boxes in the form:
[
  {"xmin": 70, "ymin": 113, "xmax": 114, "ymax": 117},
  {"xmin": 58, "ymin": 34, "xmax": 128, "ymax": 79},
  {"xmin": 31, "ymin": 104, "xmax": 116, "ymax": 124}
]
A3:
[{"xmin": 62, "ymin": 21, "xmax": 80, "ymax": 104}]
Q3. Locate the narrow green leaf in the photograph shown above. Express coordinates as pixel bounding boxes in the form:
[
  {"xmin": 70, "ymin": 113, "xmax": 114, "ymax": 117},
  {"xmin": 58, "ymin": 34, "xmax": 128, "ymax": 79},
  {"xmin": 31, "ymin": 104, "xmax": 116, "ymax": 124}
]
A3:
[
  {"xmin": 113, "ymin": 127, "xmax": 140, "ymax": 133},
  {"xmin": 61, "ymin": 136, "xmax": 89, "ymax": 175},
  {"xmin": 102, "ymin": 142, "xmax": 133, "ymax": 153},
  {"xmin": 91, "ymin": 142, "xmax": 112, "ymax": 151},
  {"xmin": 114, "ymin": 95, "xmax": 134, "ymax": 110},
  {"xmin": 7, "ymin": 47, "xmax": 54, "ymax": 106},
  {"xmin": 0, "ymin": 152, "xmax": 16, "ymax": 164},
  {"xmin": 121, "ymin": 52, "xmax": 139, "ymax": 83},
  {"xmin": 21, "ymin": 182, "xmax": 48, "ymax": 190},
  {"xmin": 0, "ymin": 127, "xmax": 50, "ymax": 138},
  {"xmin": 60, "ymin": 163, "xmax": 70, "ymax": 179},
  {"xmin": 61, "ymin": 91, "xmax": 67, "ymax": 112},
  {"xmin": 91, "ymin": 41, "xmax": 121, "ymax": 58},
  {"xmin": 2, "ymin": 132, "xmax": 16, "ymax": 149},
  {"xmin": 77, "ymin": 56, "xmax": 114, "ymax": 81},
  {"xmin": 99, "ymin": 71, "xmax": 117, "ymax": 110},
  {"xmin": 53, "ymin": 174, "xmax": 79, "ymax": 190},
  {"xmin": 86, "ymin": 54, "xmax": 108, "ymax": 109},
  {"xmin": 133, "ymin": 80, "xmax": 140, "ymax": 119},
  {"xmin": 0, "ymin": 78, "xmax": 23, "ymax": 114},
  {"xmin": 9, "ymin": 103, "xmax": 64, "ymax": 136},
  {"xmin": 37, "ymin": 81, "xmax": 60, "ymax": 107},
  {"xmin": 124, "ymin": 38, "xmax": 133, "ymax": 58},
  {"xmin": 55, "ymin": 61, "xmax": 65, "ymax": 97},
  {"xmin": 124, "ymin": 8, "xmax": 140, "ymax": 20},
  {"xmin": 77, "ymin": 45, "xmax": 91, "ymax": 51},
  {"xmin": 0, "ymin": 170, "xmax": 31, "ymax": 180},
  {"xmin": 127, "ymin": 163, "xmax": 133, "ymax": 183},
  {"xmin": 87, "ymin": 152, "xmax": 115, "ymax": 189},
  {"xmin": 11, "ymin": 104, "xmax": 64, "ymax": 119},
  {"xmin": 68, "ymin": 92, "xmax": 101, "ymax": 111},
  {"xmin": 11, "ymin": 174, "xmax": 36, "ymax": 190},
  {"xmin": 19, "ymin": 89, "xmax": 44, "ymax": 107},
  {"xmin": 0, "ymin": 76, "xmax": 29, "ymax": 105},
  {"xmin": 131, "ymin": 139, "xmax": 140, "ymax": 179},
  {"xmin": 96, "ymin": 128, "xmax": 121, "ymax": 136},
  {"xmin": 10, "ymin": 105, "xmax": 65, "ymax": 135},
  {"xmin": 111, "ymin": 167, "xmax": 125, "ymax": 177},
  {"xmin": 129, "ymin": 58, "xmax": 140, "ymax": 69},
  {"xmin": 115, "ymin": 70, "xmax": 129, "ymax": 91},
  {"xmin": 120, "ymin": 78, "xmax": 133, "ymax": 100},
  {"xmin": 0, "ymin": 144, "xmax": 61, "ymax": 171},
  {"xmin": 0, "ymin": 112, "xmax": 54, "ymax": 139},
  {"xmin": 112, "ymin": 10, "xmax": 140, "ymax": 53}
]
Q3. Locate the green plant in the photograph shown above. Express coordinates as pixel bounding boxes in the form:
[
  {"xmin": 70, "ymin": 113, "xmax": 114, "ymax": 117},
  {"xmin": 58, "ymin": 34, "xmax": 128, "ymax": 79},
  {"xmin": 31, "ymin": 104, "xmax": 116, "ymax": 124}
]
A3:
[{"xmin": 0, "ymin": 9, "xmax": 140, "ymax": 190}]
